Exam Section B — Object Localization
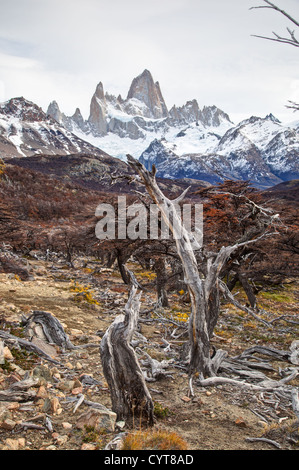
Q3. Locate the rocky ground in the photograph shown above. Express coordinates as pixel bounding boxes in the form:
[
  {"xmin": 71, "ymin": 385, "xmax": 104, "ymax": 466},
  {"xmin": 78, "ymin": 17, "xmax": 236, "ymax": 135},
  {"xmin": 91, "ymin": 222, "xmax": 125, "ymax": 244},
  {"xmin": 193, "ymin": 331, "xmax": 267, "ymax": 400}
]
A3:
[{"xmin": 0, "ymin": 255, "xmax": 298, "ymax": 451}]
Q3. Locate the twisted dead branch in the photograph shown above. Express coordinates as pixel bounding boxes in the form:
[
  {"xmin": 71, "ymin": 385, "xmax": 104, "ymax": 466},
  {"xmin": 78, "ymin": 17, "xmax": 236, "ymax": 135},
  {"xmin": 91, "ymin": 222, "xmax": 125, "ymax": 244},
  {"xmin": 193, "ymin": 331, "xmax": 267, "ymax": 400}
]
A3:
[
  {"xmin": 250, "ymin": 0, "xmax": 299, "ymax": 47},
  {"xmin": 126, "ymin": 155, "xmax": 280, "ymax": 385}
]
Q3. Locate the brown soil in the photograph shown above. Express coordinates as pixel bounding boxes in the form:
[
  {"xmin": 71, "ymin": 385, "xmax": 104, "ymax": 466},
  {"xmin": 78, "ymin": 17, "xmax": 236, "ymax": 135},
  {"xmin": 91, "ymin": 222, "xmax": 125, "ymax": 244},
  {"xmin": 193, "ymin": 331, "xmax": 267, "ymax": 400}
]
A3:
[{"xmin": 0, "ymin": 257, "xmax": 298, "ymax": 451}]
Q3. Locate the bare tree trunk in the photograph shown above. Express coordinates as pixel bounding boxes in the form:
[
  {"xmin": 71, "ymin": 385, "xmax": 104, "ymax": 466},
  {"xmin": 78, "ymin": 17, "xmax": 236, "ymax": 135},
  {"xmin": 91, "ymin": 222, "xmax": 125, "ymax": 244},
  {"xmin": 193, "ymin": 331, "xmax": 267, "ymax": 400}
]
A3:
[
  {"xmin": 126, "ymin": 156, "xmax": 275, "ymax": 384},
  {"xmin": 153, "ymin": 257, "xmax": 169, "ymax": 307},
  {"xmin": 127, "ymin": 156, "xmax": 214, "ymax": 378},
  {"xmin": 237, "ymin": 271, "xmax": 257, "ymax": 308},
  {"xmin": 226, "ymin": 269, "xmax": 257, "ymax": 308},
  {"xmin": 116, "ymin": 250, "xmax": 130, "ymax": 284},
  {"xmin": 100, "ymin": 278, "xmax": 154, "ymax": 424},
  {"xmin": 106, "ymin": 251, "xmax": 116, "ymax": 268}
]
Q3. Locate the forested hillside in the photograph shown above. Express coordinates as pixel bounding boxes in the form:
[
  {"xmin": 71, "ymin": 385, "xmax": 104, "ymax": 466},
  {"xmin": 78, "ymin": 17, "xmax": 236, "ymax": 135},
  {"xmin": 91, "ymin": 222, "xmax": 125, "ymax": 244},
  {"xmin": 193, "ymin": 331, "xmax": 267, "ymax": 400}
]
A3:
[{"xmin": 0, "ymin": 160, "xmax": 298, "ymax": 450}]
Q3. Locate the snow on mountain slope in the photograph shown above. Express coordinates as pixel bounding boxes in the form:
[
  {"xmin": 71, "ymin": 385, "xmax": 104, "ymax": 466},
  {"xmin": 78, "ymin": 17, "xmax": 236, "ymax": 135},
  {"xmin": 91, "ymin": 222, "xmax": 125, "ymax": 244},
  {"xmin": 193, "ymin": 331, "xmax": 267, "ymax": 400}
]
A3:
[
  {"xmin": 68, "ymin": 114, "xmax": 232, "ymax": 162},
  {"xmin": 0, "ymin": 97, "xmax": 107, "ymax": 159},
  {"xmin": 1, "ymin": 69, "xmax": 297, "ymax": 190},
  {"xmin": 263, "ymin": 128, "xmax": 299, "ymax": 180},
  {"xmin": 47, "ymin": 69, "xmax": 297, "ymax": 188},
  {"xmin": 47, "ymin": 69, "xmax": 234, "ymax": 160},
  {"xmin": 236, "ymin": 115, "xmax": 282, "ymax": 149},
  {"xmin": 139, "ymin": 113, "xmax": 298, "ymax": 189}
]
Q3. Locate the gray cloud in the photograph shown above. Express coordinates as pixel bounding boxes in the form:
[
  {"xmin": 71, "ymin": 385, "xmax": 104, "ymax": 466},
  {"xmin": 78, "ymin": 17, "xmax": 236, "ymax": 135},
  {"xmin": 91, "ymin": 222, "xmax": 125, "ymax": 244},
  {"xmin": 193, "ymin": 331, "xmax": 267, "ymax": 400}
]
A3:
[{"xmin": 0, "ymin": 0, "xmax": 298, "ymax": 123}]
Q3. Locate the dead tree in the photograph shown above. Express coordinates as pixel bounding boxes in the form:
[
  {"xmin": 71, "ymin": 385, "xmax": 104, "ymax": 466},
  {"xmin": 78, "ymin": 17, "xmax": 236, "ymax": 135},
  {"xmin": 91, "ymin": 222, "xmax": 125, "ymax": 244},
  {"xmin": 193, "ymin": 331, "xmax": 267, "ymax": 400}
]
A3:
[
  {"xmin": 250, "ymin": 1, "xmax": 299, "ymax": 112},
  {"xmin": 22, "ymin": 310, "xmax": 75, "ymax": 351},
  {"xmin": 126, "ymin": 156, "xmax": 278, "ymax": 389},
  {"xmin": 100, "ymin": 271, "xmax": 154, "ymax": 424},
  {"xmin": 250, "ymin": 0, "xmax": 299, "ymax": 47},
  {"xmin": 153, "ymin": 256, "xmax": 169, "ymax": 307}
]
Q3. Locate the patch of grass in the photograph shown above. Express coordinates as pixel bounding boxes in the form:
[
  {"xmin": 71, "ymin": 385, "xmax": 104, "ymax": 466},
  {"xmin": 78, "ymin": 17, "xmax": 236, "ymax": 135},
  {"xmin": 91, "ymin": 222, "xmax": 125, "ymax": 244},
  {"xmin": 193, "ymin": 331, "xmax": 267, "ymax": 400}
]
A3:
[
  {"xmin": 81, "ymin": 425, "xmax": 106, "ymax": 448},
  {"xmin": 259, "ymin": 292, "xmax": 293, "ymax": 303},
  {"xmin": 214, "ymin": 327, "xmax": 234, "ymax": 339},
  {"xmin": 69, "ymin": 280, "xmax": 99, "ymax": 305},
  {"xmin": 121, "ymin": 428, "xmax": 188, "ymax": 450},
  {"xmin": 11, "ymin": 347, "xmax": 38, "ymax": 370},
  {"xmin": 243, "ymin": 320, "xmax": 258, "ymax": 330},
  {"xmin": 152, "ymin": 306, "xmax": 189, "ymax": 324},
  {"xmin": 0, "ymin": 358, "xmax": 13, "ymax": 372},
  {"xmin": 153, "ymin": 401, "xmax": 171, "ymax": 419},
  {"xmin": 137, "ymin": 270, "xmax": 156, "ymax": 281},
  {"xmin": 262, "ymin": 419, "xmax": 299, "ymax": 448}
]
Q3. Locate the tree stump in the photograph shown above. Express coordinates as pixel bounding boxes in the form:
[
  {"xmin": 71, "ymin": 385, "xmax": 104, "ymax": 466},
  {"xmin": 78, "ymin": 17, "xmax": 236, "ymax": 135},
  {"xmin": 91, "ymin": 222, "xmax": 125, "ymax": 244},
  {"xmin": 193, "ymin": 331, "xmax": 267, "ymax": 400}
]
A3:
[{"xmin": 100, "ymin": 282, "xmax": 153, "ymax": 425}]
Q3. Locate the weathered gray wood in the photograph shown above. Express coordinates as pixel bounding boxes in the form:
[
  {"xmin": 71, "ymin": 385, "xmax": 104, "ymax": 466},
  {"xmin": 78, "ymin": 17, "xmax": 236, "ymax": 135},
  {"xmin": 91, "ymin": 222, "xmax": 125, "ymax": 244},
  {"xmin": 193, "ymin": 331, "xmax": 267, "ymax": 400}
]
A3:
[
  {"xmin": 73, "ymin": 393, "xmax": 85, "ymax": 414},
  {"xmin": 64, "ymin": 395, "xmax": 113, "ymax": 412},
  {"xmin": 220, "ymin": 357, "xmax": 270, "ymax": 380},
  {"xmin": 0, "ymin": 390, "xmax": 36, "ymax": 402},
  {"xmin": 198, "ymin": 368, "xmax": 298, "ymax": 392},
  {"xmin": 19, "ymin": 422, "xmax": 45, "ymax": 431},
  {"xmin": 0, "ymin": 340, "xmax": 4, "ymax": 365},
  {"xmin": 219, "ymin": 279, "xmax": 272, "ymax": 328},
  {"xmin": 290, "ymin": 340, "xmax": 299, "ymax": 365},
  {"xmin": 0, "ymin": 330, "xmax": 61, "ymax": 365},
  {"xmin": 245, "ymin": 437, "xmax": 282, "ymax": 449},
  {"xmin": 233, "ymin": 345, "xmax": 290, "ymax": 362},
  {"xmin": 291, "ymin": 389, "xmax": 299, "ymax": 420},
  {"xmin": 0, "ymin": 378, "xmax": 38, "ymax": 402},
  {"xmin": 100, "ymin": 279, "xmax": 154, "ymax": 424},
  {"xmin": 9, "ymin": 377, "xmax": 38, "ymax": 391},
  {"xmin": 126, "ymin": 155, "xmax": 214, "ymax": 379},
  {"xmin": 137, "ymin": 348, "xmax": 173, "ymax": 381},
  {"xmin": 23, "ymin": 310, "xmax": 75, "ymax": 350},
  {"xmin": 126, "ymin": 155, "xmax": 277, "ymax": 384}
]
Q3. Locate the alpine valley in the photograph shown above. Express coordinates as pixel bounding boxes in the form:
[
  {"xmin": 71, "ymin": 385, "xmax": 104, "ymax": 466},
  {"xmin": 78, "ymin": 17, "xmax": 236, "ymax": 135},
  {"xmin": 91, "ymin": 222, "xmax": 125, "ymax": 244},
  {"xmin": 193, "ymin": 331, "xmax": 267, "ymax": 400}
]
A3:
[{"xmin": 1, "ymin": 69, "xmax": 298, "ymax": 189}]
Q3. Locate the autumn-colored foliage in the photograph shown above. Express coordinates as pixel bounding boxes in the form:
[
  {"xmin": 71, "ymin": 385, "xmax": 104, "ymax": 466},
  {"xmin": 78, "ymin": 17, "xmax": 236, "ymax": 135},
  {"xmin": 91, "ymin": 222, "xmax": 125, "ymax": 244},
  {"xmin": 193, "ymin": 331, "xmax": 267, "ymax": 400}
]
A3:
[
  {"xmin": 121, "ymin": 429, "xmax": 188, "ymax": 450},
  {"xmin": 0, "ymin": 162, "xmax": 298, "ymax": 298},
  {"xmin": 196, "ymin": 180, "xmax": 299, "ymax": 285}
]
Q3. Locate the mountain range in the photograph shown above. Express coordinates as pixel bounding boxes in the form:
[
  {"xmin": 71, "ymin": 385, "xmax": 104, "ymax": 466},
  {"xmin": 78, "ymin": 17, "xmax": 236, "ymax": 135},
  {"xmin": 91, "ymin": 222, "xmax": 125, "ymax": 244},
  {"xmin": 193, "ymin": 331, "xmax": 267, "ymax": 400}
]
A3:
[
  {"xmin": 139, "ymin": 113, "xmax": 299, "ymax": 188},
  {"xmin": 0, "ymin": 69, "xmax": 298, "ymax": 189}
]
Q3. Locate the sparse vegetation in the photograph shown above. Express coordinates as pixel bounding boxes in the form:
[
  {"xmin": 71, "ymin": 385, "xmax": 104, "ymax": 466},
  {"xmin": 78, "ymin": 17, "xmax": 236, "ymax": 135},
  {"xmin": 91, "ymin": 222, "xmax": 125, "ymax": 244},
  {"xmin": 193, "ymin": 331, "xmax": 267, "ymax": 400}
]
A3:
[
  {"xmin": 69, "ymin": 280, "xmax": 100, "ymax": 305},
  {"xmin": 0, "ymin": 161, "xmax": 298, "ymax": 451},
  {"xmin": 81, "ymin": 425, "xmax": 106, "ymax": 448},
  {"xmin": 153, "ymin": 401, "xmax": 171, "ymax": 419},
  {"xmin": 121, "ymin": 429, "xmax": 188, "ymax": 450}
]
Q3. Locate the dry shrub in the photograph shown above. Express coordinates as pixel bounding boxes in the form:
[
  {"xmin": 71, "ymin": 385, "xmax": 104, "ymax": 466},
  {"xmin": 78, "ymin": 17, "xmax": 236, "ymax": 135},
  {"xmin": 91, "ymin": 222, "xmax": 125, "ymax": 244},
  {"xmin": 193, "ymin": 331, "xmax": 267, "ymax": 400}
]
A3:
[
  {"xmin": 121, "ymin": 428, "xmax": 188, "ymax": 450},
  {"xmin": 0, "ymin": 253, "xmax": 30, "ymax": 280},
  {"xmin": 263, "ymin": 419, "xmax": 299, "ymax": 448}
]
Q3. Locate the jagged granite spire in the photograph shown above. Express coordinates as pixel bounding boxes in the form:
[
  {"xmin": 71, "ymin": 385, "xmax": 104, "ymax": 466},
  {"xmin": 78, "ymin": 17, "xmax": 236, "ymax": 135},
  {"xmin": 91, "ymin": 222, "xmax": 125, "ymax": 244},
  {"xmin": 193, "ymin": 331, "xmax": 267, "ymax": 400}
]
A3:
[
  {"xmin": 88, "ymin": 82, "xmax": 108, "ymax": 136},
  {"xmin": 126, "ymin": 69, "xmax": 168, "ymax": 119},
  {"xmin": 47, "ymin": 100, "xmax": 63, "ymax": 124}
]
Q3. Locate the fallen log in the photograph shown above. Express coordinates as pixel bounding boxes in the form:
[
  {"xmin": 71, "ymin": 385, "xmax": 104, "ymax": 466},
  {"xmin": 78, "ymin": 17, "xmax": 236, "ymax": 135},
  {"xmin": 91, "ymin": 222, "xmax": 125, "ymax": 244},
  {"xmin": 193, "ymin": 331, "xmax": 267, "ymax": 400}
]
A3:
[
  {"xmin": 0, "ymin": 378, "xmax": 38, "ymax": 402},
  {"xmin": 198, "ymin": 368, "xmax": 298, "ymax": 392},
  {"xmin": 137, "ymin": 348, "xmax": 174, "ymax": 381},
  {"xmin": 245, "ymin": 437, "xmax": 282, "ymax": 449},
  {"xmin": 291, "ymin": 389, "xmax": 299, "ymax": 420},
  {"xmin": 0, "ymin": 390, "xmax": 36, "ymax": 402},
  {"xmin": 0, "ymin": 330, "xmax": 61, "ymax": 365},
  {"xmin": 23, "ymin": 310, "xmax": 75, "ymax": 350},
  {"xmin": 233, "ymin": 345, "xmax": 291, "ymax": 362}
]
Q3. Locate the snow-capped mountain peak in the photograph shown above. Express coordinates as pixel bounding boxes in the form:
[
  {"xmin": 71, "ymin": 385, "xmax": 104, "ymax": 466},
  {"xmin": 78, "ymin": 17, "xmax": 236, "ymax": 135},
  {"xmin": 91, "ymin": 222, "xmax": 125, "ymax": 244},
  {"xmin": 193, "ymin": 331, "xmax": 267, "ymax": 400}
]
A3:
[
  {"xmin": 1, "ymin": 70, "xmax": 298, "ymax": 189},
  {"xmin": 0, "ymin": 97, "xmax": 106, "ymax": 158},
  {"xmin": 139, "ymin": 113, "xmax": 299, "ymax": 189},
  {"xmin": 46, "ymin": 70, "xmax": 234, "ymax": 160}
]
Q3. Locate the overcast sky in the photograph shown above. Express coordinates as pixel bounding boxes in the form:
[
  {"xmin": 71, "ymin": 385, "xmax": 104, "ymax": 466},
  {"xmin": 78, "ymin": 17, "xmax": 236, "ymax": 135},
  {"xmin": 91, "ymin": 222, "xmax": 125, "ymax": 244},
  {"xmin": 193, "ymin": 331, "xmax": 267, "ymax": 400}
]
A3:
[{"xmin": 0, "ymin": 0, "xmax": 298, "ymax": 124}]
